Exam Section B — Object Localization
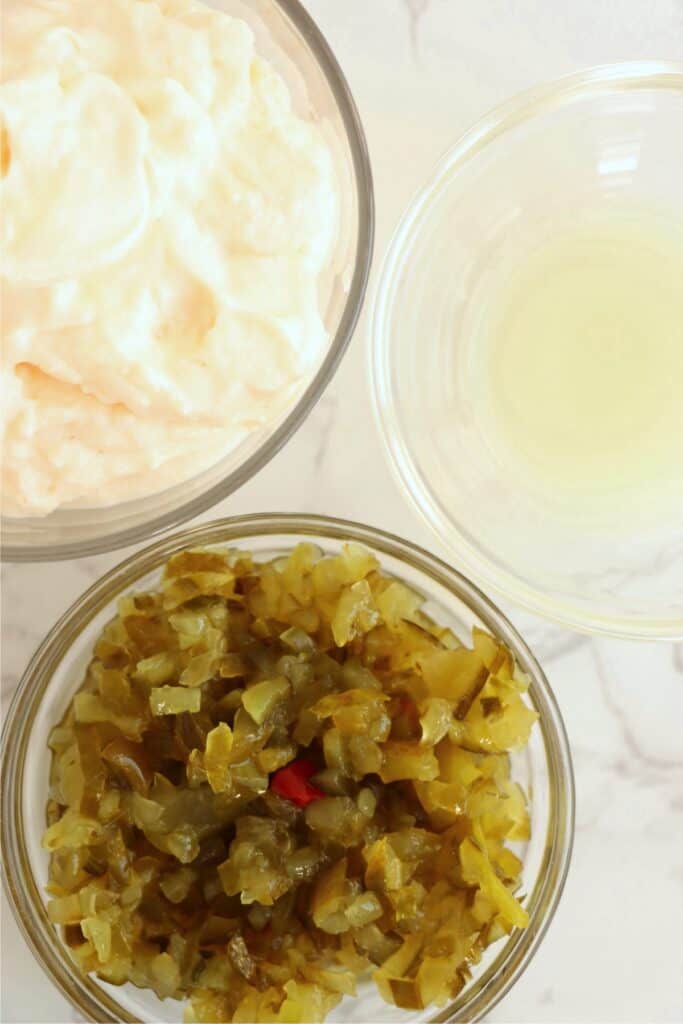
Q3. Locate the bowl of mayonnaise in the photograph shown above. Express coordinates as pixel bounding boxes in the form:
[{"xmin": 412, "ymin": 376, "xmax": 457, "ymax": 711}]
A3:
[{"xmin": 1, "ymin": 0, "xmax": 373, "ymax": 560}]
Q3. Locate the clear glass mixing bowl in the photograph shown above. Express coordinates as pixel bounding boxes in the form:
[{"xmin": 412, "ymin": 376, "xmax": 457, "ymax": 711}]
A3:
[
  {"xmin": 371, "ymin": 62, "xmax": 683, "ymax": 639},
  {"xmin": 3, "ymin": 0, "xmax": 374, "ymax": 562},
  {"xmin": 1, "ymin": 514, "xmax": 574, "ymax": 1023}
]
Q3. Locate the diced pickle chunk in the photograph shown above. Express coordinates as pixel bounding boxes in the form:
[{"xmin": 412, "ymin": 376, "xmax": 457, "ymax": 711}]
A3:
[
  {"xmin": 149, "ymin": 686, "xmax": 201, "ymax": 716},
  {"xmin": 242, "ymin": 677, "xmax": 290, "ymax": 725}
]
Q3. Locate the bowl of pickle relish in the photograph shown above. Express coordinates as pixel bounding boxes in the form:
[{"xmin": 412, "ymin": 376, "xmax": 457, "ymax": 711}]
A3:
[{"xmin": 1, "ymin": 515, "xmax": 574, "ymax": 1023}]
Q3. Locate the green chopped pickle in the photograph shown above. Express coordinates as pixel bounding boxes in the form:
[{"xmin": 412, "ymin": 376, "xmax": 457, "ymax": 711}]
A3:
[{"xmin": 44, "ymin": 542, "xmax": 537, "ymax": 1022}]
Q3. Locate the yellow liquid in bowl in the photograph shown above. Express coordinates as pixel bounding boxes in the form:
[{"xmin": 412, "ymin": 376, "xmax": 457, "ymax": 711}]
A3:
[{"xmin": 476, "ymin": 214, "xmax": 683, "ymax": 522}]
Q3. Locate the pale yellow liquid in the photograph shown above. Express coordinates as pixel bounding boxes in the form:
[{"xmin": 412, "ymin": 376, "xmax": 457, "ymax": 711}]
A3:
[{"xmin": 477, "ymin": 214, "xmax": 683, "ymax": 520}]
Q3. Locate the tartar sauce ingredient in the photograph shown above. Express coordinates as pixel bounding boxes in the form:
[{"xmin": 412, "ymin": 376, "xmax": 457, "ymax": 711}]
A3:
[
  {"xmin": 1, "ymin": 0, "xmax": 336, "ymax": 514},
  {"xmin": 45, "ymin": 542, "xmax": 536, "ymax": 1022}
]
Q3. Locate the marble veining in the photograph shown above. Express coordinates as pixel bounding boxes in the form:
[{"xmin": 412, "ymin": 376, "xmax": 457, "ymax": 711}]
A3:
[
  {"xmin": 401, "ymin": 0, "xmax": 431, "ymax": 56},
  {"xmin": 593, "ymin": 645, "xmax": 683, "ymax": 770},
  {"xmin": 311, "ymin": 393, "xmax": 339, "ymax": 473}
]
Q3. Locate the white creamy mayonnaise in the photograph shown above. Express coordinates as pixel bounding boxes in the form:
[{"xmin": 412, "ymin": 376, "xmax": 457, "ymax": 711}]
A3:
[{"xmin": 1, "ymin": 0, "xmax": 337, "ymax": 515}]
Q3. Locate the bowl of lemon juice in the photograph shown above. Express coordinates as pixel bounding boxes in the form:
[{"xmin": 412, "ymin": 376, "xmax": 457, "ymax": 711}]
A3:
[
  {"xmin": 372, "ymin": 62, "xmax": 683, "ymax": 638},
  {"xmin": 473, "ymin": 210, "xmax": 683, "ymax": 524}
]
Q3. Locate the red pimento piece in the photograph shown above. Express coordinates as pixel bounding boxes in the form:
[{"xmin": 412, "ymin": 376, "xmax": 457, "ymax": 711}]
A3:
[
  {"xmin": 396, "ymin": 695, "xmax": 419, "ymax": 722},
  {"xmin": 270, "ymin": 758, "xmax": 325, "ymax": 808}
]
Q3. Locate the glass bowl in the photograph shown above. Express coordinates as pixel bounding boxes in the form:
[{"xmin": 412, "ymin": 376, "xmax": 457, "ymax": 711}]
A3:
[
  {"xmin": 1, "ymin": 514, "xmax": 574, "ymax": 1024},
  {"xmin": 370, "ymin": 61, "xmax": 683, "ymax": 639},
  {"xmin": 2, "ymin": 0, "xmax": 374, "ymax": 563}
]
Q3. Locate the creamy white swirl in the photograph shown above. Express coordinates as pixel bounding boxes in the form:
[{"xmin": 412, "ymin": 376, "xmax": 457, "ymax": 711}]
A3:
[{"xmin": 1, "ymin": 0, "xmax": 336, "ymax": 514}]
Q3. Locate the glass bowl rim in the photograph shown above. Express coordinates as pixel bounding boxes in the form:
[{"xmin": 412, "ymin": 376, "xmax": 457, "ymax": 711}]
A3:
[
  {"xmin": 1, "ymin": 512, "xmax": 574, "ymax": 1024},
  {"xmin": 2, "ymin": 0, "xmax": 375, "ymax": 564},
  {"xmin": 369, "ymin": 59, "xmax": 683, "ymax": 641}
]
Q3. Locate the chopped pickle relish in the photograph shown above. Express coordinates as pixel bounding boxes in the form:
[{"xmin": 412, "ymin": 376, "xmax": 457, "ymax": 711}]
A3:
[{"xmin": 44, "ymin": 542, "xmax": 537, "ymax": 1022}]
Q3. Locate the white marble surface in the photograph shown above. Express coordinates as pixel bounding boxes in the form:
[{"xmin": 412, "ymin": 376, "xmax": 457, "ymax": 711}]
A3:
[{"xmin": 2, "ymin": 1, "xmax": 683, "ymax": 1022}]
